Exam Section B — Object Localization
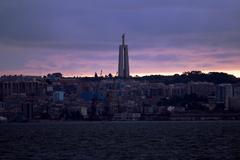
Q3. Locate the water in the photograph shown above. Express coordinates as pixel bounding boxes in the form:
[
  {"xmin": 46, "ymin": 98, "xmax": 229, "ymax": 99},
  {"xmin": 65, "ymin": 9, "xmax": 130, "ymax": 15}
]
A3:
[{"xmin": 0, "ymin": 121, "xmax": 240, "ymax": 160}]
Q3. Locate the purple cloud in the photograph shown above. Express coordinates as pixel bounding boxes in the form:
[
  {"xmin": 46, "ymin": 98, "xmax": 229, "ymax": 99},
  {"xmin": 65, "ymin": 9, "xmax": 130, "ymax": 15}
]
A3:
[{"xmin": 0, "ymin": 0, "xmax": 240, "ymax": 77}]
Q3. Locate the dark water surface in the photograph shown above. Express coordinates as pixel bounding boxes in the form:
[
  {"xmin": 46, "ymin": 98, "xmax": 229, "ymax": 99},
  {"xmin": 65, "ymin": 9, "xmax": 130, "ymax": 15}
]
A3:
[{"xmin": 0, "ymin": 121, "xmax": 240, "ymax": 160}]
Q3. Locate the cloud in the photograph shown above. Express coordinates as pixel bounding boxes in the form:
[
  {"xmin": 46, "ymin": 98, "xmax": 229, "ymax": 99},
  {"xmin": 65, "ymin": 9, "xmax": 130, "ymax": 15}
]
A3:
[{"xmin": 0, "ymin": 0, "xmax": 240, "ymax": 77}]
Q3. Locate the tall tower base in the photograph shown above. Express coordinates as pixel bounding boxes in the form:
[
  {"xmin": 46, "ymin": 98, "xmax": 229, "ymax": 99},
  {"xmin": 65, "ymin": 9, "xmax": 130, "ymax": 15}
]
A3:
[{"xmin": 118, "ymin": 34, "xmax": 130, "ymax": 78}]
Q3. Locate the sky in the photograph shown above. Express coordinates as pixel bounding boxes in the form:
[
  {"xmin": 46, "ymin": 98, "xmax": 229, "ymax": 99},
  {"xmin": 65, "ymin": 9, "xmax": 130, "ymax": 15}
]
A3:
[{"xmin": 0, "ymin": 0, "xmax": 240, "ymax": 77}]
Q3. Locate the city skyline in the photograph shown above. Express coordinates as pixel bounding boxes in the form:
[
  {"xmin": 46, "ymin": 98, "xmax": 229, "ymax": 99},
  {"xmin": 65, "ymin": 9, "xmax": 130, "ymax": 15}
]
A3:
[{"xmin": 0, "ymin": 1, "xmax": 240, "ymax": 77}]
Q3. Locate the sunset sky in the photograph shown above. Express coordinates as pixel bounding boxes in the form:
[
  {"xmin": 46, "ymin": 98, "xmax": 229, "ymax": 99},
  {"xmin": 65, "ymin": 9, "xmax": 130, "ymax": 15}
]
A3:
[{"xmin": 0, "ymin": 0, "xmax": 240, "ymax": 77}]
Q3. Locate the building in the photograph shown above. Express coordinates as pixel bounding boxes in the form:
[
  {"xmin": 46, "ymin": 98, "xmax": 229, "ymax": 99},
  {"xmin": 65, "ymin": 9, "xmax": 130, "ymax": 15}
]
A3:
[
  {"xmin": 187, "ymin": 81, "xmax": 216, "ymax": 97},
  {"xmin": 229, "ymin": 97, "xmax": 240, "ymax": 111},
  {"xmin": 217, "ymin": 84, "xmax": 233, "ymax": 109},
  {"xmin": 53, "ymin": 91, "xmax": 64, "ymax": 102},
  {"xmin": 233, "ymin": 83, "xmax": 240, "ymax": 97},
  {"xmin": 118, "ymin": 34, "xmax": 130, "ymax": 78},
  {"xmin": 149, "ymin": 83, "xmax": 167, "ymax": 98},
  {"xmin": 168, "ymin": 83, "xmax": 187, "ymax": 97},
  {"xmin": 0, "ymin": 76, "xmax": 46, "ymax": 98},
  {"xmin": 22, "ymin": 102, "xmax": 33, "ymax": 121}
]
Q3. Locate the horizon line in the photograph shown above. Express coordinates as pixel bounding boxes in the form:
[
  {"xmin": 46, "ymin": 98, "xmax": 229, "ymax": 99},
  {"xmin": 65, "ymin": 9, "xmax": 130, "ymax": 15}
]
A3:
[{"xmin": 0, "ymin": 70, "xmax": 239, "ymax": 78}]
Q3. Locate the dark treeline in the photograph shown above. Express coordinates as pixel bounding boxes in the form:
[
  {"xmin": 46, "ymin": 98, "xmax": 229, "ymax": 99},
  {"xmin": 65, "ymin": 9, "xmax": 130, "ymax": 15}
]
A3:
[
  {"xmin": 76, "ymin": 71, "xmax": 240, "ymax": 84},
  {"xmin": 134, "ymin": 71, "xmax": 239, "ymax": 84}
]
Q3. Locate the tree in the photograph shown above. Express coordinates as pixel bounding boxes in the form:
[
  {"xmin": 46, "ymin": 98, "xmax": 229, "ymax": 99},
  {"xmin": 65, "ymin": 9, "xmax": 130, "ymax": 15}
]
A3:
[
  {"xmin": 94, "ymin": 72, "xmax": 98, "ymax": 78},
  {"xmin": 108, "ymin": 73, "xmax": 113, "ymax": 78}
]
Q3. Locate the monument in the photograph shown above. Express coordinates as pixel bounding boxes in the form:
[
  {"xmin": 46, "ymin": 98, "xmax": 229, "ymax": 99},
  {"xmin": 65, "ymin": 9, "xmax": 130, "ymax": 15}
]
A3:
[{"xmin": 118, "ymin": 34, "xmax": 130, "ymax": 78}]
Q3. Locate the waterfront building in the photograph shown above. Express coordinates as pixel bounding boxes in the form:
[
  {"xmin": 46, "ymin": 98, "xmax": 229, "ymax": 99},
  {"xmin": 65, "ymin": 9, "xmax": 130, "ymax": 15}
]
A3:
[
  {"xmin": 217, "ymin": 84, "xmax": 233, "ymax": 109},
  {"xmin": 0, "ymin": 76, "xmax": 45, "ymax": 98}
]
